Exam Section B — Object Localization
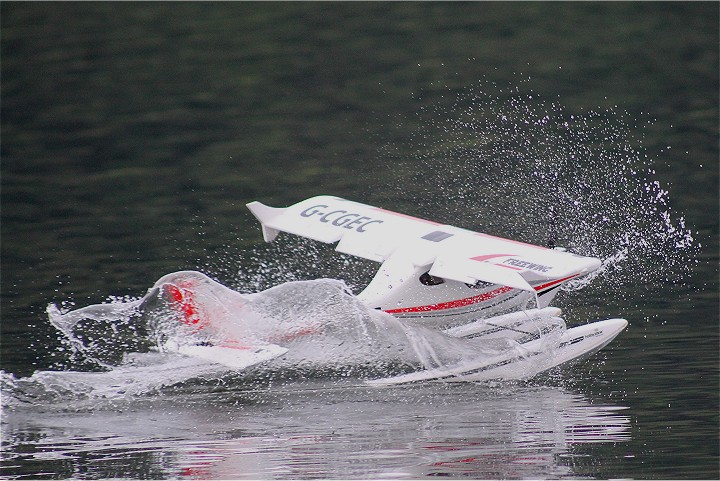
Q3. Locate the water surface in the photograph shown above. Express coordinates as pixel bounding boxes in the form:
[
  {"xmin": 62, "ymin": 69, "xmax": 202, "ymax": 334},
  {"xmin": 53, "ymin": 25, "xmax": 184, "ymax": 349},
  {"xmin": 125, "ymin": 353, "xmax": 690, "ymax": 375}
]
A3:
[{"xmin": 2, "ymin": 3, "xmax": 718, "ymax": 479}]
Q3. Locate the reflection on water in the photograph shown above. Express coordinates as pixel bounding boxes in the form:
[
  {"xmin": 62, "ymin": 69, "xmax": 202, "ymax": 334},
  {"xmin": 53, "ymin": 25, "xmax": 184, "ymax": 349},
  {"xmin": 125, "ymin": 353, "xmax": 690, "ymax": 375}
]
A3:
[{"xmin": 2, "ymin": 382, "xmax": 630, "ymax": 479}]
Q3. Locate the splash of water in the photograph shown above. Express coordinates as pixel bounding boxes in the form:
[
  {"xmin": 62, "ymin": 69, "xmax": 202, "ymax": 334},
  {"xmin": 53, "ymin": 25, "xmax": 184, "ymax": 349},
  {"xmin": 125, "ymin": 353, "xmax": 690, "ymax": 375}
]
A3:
[
  {"xmin": 3, "ymin": 271, "xmax": 551, "ymax": 406},
  {"xmin": 381, "ymin": 78, "xmax": 698, "ymax": 297}
]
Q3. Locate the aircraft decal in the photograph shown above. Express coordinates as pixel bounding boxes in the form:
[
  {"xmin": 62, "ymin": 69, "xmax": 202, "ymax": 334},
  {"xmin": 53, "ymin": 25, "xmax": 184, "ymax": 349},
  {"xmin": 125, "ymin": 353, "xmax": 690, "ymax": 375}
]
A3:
[
  {"xmin": 298, "ymin": 204, "xmax": 385, "ymax": 232},
  {"xmin": 502, "ymin": 258, "xmax": 552, "ymax": 273},
  {"xmin": 470, "ymin": 254, "xmax": 554, "ymax": 274},
  {"xmin": 422, "ymin": 231, "xmax": 454, "ymax": 242}
]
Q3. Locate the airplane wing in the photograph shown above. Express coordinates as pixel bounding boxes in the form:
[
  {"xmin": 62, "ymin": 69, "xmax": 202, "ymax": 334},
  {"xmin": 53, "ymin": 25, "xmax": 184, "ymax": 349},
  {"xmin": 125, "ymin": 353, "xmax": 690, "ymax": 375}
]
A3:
[{"xmin": 247, "ymin": 195, "xmax": 601, "ymax": 291}]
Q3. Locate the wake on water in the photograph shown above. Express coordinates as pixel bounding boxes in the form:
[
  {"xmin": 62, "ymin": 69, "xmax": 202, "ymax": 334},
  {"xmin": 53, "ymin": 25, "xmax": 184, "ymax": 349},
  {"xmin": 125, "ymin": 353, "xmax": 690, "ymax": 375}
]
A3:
[{"xmin": 1, "ymin": 79, "xmax": 698, "ymax": 408}]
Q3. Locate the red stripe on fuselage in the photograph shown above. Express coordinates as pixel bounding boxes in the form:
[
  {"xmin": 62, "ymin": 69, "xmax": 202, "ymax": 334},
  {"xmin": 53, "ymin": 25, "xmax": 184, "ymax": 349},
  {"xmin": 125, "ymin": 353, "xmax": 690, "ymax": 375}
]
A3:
[
  {"xmin": 384, "ymin": 286, "xmax": 514, "ymax": 314},
  {"xmin": 383, "ymin": 274, "xmax": 580, "ymax": 315}
]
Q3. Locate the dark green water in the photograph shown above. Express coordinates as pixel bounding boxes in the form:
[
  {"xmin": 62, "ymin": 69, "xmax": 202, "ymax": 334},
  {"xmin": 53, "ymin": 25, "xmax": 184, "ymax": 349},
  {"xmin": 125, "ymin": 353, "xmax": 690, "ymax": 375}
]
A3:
[{"xmin": 2, "ymin": 2, "xmax": 718, "ymax": 479}]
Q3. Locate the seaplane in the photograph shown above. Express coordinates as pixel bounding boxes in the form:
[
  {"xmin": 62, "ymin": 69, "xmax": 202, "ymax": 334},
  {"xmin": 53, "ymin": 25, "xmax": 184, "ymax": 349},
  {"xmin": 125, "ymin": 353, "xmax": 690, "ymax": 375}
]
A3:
[
  {"xmin": 49, "ymin": 195, "xmax": 627, "ymax": 386},
  {"xmin": 243, "ymin": 195, "xmax": 627, "ymax": 385}
]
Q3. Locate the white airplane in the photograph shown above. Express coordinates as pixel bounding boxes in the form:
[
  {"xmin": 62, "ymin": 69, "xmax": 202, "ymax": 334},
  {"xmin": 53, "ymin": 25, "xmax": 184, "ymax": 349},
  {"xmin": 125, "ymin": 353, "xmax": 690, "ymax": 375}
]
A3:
[{"xmin": 246, "ymin": 195, "xmax": 627, "ymax": 384}]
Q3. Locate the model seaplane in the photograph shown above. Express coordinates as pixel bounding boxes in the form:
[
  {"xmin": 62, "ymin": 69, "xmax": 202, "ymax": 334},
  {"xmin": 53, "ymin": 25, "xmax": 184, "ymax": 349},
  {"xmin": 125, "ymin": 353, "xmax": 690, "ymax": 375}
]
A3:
[{"xmin": 245, "ymin": 195, "xmax": 627, "ymax": 384}]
